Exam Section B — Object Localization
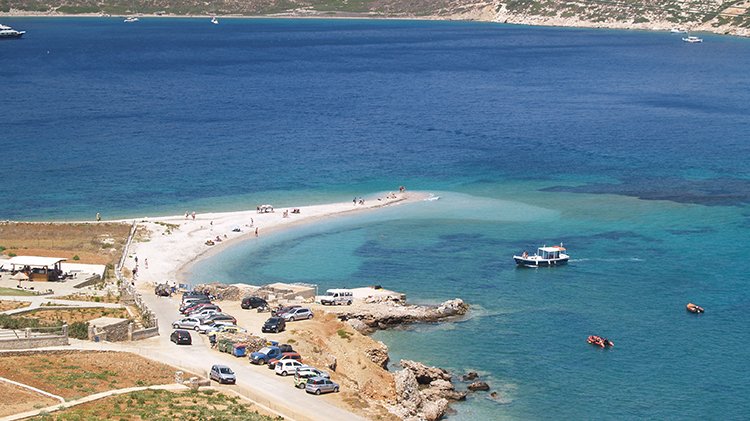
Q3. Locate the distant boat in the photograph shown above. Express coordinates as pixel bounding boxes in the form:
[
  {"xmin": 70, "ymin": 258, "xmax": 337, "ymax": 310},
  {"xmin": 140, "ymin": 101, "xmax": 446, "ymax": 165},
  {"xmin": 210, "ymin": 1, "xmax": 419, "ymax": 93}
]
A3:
[
  {"xmin": 670, "ymin": 28, "xmax": 687, "ymax": 34},
  {"xmin": 513, "ymin": 244, "xmax": 569, "ymax": 267},
  {"xmin": 124, "ymin": 16, "xmax": 139, "ymax": 23},
  {"xmin": 686, "ymin": 303, "xmax": 704, "ymax": 314},
  {"xmin": 0, "ymin": 23, "xmax": 26, "ymax": 39},
  {"xmin": 211, "ymin": 16, "xmax": 219, "ymax": 25},
  {"xmin": 682, "ymin": 35, "xmax": 703, "ymax": 43}
]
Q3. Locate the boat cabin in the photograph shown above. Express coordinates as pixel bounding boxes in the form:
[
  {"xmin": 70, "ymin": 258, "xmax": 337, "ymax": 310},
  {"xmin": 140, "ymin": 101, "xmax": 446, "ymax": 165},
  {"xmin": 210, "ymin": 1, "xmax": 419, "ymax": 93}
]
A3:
[
  {"xmin": 537, "ymin": 246, "xmax": 565, "ymax": 260},
  {"xmin": 7, "ymin": 256, "xmax": 67, "ymax": 282}
]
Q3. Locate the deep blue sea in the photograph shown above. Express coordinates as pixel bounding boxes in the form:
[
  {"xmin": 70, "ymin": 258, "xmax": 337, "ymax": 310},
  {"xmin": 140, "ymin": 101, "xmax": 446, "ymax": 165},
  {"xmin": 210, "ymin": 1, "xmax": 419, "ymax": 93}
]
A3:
[{"xmin": 3, "ymin": 17, "xmax": 750, "ymax": 419}]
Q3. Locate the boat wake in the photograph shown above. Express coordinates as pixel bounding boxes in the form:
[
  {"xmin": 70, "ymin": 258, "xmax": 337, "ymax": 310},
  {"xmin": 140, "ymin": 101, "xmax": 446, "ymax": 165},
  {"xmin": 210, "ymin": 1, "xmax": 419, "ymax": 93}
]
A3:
[
  {"xmin": 571, "ymin": 257, "xmax": 644, "ymax": 263},
  {"xmin": 424, "ymin": 194, "xmax": 441, "ymax": 201}
]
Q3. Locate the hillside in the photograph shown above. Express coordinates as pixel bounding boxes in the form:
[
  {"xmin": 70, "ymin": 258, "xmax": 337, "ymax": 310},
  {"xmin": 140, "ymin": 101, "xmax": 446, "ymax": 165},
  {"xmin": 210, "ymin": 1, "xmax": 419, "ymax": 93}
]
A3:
[{"xmin": 2, "ymin": 0, "xmax": 750, "ymax": 36}]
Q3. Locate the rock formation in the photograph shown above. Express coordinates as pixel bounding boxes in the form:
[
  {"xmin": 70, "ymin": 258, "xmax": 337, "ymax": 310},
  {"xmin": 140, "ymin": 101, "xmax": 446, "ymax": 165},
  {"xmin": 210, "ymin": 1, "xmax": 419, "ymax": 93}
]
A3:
[
  {"xmin": 388, "ymin": 360, "xmax": 467, "ymax": 421},
  {"xmin": 336, "ymin": 298, "xmax": 469, "ymax": 333}
]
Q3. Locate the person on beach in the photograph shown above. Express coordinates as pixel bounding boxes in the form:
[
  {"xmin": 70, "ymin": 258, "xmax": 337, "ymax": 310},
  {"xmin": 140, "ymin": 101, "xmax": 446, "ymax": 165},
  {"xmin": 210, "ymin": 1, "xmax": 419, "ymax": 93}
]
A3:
[
  {"xmin": 255, "ymin": 227, "xmax": 259, "ymax": 237},
  {"xmin": 144, "ymin": 258, "xmax": 148, "ymax": 269},
  {"xmin": 250, "ymin": 218, "xmax": 254, "ymax": 227},
  {"xmin": 191, "ymin": 211, "xmax": 196, "ymax": 220},
  {"xmin": 185, "ymin": 211, "xmax": 189, "ymax": 219},
  {"xmin": 96, "ymin": 212, "xmax": 101, "ymax": 222},
  {"xmin": 353, "ymin": 197, "xmax": 357, "ymax": 206}
]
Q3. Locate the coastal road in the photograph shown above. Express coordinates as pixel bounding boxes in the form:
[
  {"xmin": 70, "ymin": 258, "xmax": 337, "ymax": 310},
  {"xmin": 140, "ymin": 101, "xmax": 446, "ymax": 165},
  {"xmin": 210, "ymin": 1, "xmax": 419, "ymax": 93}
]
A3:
[{"xmin": 135, "ymin": 290, "xmax": 366, "ymax": 421}]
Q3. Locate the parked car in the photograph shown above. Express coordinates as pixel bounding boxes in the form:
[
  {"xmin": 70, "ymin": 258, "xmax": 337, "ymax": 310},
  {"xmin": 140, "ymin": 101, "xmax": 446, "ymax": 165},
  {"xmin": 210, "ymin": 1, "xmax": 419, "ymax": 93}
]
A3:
[
  {"xmin": 268, "ymin": 352, "xmax": 303, "ymax": 369},
  {"xmin": 179, "ymin": 298, "xmax": 211, "ymax": 312},
  {"xmin": 262, "ymin": 317, "xmax": 286, "ymax": 333},
  {"xmin": 241, "ymin": 296, "xmax": 267, "ymax": 309},
  {"xmin": 189, "ymin": 308, "xmax": 219, "ymax": 320},
  {"xmin": 250, "ymin": 346, "xmax": 284, "ymax": 365},
  {"xmin": 293, "ymin": 368, "xmax": 330, "ymax": 388},
  {"xmin": 207, "ymin": 324, "xmax": 246, "ymax": 335},
  {"xmin": 170, "ymin": 329, "xmax": 192, "ymax": 345},
  {"xmin": 196, "ymin": 320, "xmax": 234, "ymax": 334},
  {"xmin": 172, "ymin": 317, "xmax": 202, "ymax": 330},
  {"xmin": 155, "ymin": 284, "xmax": 171, "ymax": 297},
  {"xmin": 203, "ymin": 313, "xmax": 237, "ymax": 325},
  {"xmin": 272, "ymin": 305, "xmax": 301, "ymax": 317},
  {"xmin": 183, "ymin": 291, "xmax": 209, "ymax": 300},
  {"xmin": 275, "ymin": 360, "xmax": 306, "ymax": 376},
  {"xmin": 305, "ymin": 377, "xmax": 339, "ymax": 395},
  {"xmin": 209, "ymin": 364, "xmax": 236, "ymax": 384},
  {"xmin": 315, "ymin": 289, "xmax": 354, "ymax": 306},
  {"xmin": 181, "ymin": 302, "xmax": 220, "ymax": 315},
  {"xmin": 282, "ymin": 307, "xmax": 314, "ymax": 322}
]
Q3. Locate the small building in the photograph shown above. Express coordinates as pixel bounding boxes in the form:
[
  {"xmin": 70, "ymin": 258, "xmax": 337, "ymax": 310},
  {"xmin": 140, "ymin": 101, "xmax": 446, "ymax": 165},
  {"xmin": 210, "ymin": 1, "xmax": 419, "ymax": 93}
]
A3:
[{"xmin": 7, "ymin": 256, "xmax": 66, "ymax": 282}]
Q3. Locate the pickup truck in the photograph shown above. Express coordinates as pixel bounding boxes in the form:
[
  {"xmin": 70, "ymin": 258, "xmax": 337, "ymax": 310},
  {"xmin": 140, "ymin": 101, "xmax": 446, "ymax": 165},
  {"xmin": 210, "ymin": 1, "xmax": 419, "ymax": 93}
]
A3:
[{"xmin": 250, "ymin": 346, "xmax": 283, "ymax": 365}]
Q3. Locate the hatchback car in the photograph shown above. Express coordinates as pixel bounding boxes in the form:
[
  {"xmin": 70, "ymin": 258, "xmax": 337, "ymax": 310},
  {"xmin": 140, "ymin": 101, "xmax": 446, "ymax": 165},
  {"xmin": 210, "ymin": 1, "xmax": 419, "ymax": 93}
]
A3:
[
  {"xmin": 181, "ymin": 303, "xmax": 220, "ymax": 315},
  {"xmin": 305, "ymin": 377, "xmax": 339, "ymax": 395},
  {"xmin": 241, "ymin": 296, "xmax": 267, "ymax": 309},
  {"xmin": 268, "ymin": 352, "xmax": 303, "ymax": 369},
  {"xmin": 275, "ymin": 360, "xmax": 306, "ymax": 376},
  {"xmin": 293, "ymin": 368, "xmax": 330, "ymax": 388},
  {"xmin": 282, "ymin": 307, "xmax": 313, "ymax": 321},
  {"xmin": 209, "ymin": 364, "xmax": 236, "ymax": 384},
  {"xmin": 272, "ymin": 305, "xmax": 301, "ymax": 317},
  {"xmin": 203, "ymin": 313, "xmax": 237, "ymax": 324},
  {"xmin": 170, "ymin": 329, "xmax": 192, "ymax": 345},
  {"xmin": 262, "ymin": 317, "xmax": 286, "ymax": 333},
  {"xmin": 172, "ymin": 317, "xmax": 201, "ymax": 330}
]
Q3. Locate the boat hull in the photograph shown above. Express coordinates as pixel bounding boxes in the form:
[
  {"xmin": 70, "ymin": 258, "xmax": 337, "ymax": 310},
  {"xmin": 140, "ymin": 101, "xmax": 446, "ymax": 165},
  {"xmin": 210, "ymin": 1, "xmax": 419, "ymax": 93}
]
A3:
[
  {"xmin": 0, "ymin": 32, "xmax": 24, "ymax": 39},
  {"xmin": 513, "ymin": 257, "xmax": 569, "ymax": 267}
]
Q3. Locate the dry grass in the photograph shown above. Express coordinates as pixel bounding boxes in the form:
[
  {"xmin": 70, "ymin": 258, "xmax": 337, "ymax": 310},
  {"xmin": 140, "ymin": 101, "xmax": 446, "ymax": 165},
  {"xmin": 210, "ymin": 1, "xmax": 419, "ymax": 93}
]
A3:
[
  {"xmin": 0, "ymin": 351, "xmax": 189, "ymax": 400},
  {"xmin": 54, "ymin": 292, "xmax": 120, "ymax": 303},
  {"xmin": 0, "ymin": 381, "xmax": 59, "ymax": 417},
  {"xmin": 20, "ymin": 307, "xmax": 130, "ymax": 324},
  {"xmin": 0, "ymin": 222, "xmax": 131, "ymax": 266},
  {"xmin": 0, "ymin": 300, "xmax": 31, "ymax": 312},
  {"xmin": 29, "ymin": 389, "xmax": 277, "ymax": 421}
]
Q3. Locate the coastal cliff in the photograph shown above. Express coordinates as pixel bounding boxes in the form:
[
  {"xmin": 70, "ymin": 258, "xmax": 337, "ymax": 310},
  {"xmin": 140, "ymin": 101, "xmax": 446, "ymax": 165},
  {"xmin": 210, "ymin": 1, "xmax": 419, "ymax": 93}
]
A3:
[{"xmin": 3, "ymin": 0, "xmax": 750, "ymax": 37}]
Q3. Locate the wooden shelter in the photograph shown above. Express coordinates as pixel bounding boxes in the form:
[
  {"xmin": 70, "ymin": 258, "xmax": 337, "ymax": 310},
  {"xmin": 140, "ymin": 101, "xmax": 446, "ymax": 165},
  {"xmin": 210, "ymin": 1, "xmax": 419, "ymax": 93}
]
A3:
[{"xmin": 7, "ymin": 256, "xmax": 67, "ymax": 281}]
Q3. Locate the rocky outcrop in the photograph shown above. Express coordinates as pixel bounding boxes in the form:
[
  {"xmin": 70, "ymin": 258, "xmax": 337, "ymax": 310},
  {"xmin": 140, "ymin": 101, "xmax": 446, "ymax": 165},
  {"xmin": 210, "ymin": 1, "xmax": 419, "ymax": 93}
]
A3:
[
  {"xmin": 468, "ymin": 381, "xmax": 490, "ymax": 391},
  {"xmin": 336, "ymin": 298, "xmax": 469, "ymax": 333},
  {"xmin": 388, "ymin": 360, "xmax": 466, "ymax": 421},
  {"xmin": 364, "ymin": 341, "xmax": 390, "ymax": 369},
  {"xmin": 462, "ymin": 371, "xmax": 478, "ymax": 381}
]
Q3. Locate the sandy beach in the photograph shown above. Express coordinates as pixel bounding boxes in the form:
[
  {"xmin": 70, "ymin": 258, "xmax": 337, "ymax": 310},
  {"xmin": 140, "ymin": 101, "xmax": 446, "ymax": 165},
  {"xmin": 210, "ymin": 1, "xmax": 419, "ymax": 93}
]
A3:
[{"xmin": 125, "ymin": 190, "xmax": 424, "ymax": 287}]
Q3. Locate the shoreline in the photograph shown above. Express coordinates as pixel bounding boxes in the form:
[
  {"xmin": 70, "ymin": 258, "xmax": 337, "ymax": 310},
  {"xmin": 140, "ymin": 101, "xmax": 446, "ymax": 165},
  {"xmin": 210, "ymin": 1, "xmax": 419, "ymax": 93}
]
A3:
[{"xmin": 2, "ymin": 12, "xmax": 748, "ymax": 38}]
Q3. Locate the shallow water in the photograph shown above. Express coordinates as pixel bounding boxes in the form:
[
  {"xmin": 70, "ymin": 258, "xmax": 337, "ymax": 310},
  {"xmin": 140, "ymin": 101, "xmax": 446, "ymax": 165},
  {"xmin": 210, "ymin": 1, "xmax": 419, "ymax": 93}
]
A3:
[{"xmin": 5, "ymin": 18, "xmax": 750, "ymax": 419}]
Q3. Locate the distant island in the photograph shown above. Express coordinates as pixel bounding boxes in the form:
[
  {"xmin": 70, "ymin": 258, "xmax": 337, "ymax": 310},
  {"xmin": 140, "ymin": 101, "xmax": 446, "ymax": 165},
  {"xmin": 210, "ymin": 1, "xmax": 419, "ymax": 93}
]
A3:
[{"xmin": 2, "ymin": 0, "xmax": 750, "ymax": 37}]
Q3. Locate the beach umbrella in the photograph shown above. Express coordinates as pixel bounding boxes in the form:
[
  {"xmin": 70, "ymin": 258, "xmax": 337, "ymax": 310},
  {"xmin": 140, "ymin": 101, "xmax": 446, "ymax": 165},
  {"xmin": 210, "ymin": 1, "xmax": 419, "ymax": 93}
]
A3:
[{"xmin": 11, "ymin": 272, "xmax": 29, "ymax": 281}]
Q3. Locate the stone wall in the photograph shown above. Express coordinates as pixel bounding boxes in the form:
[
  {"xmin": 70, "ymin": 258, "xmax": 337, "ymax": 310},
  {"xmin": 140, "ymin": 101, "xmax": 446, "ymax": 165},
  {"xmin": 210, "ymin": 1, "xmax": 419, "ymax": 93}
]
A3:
[
  {"xmin": 0, "ymin": 336, "xmax": 68, "ymax": 350},
  {"xmin": 88, "ymin": 319, "xmax": 130, "ymax": 342},
  {"xmin": 131, "ymin": 326, "xmax": 159, "ymax": 341}
]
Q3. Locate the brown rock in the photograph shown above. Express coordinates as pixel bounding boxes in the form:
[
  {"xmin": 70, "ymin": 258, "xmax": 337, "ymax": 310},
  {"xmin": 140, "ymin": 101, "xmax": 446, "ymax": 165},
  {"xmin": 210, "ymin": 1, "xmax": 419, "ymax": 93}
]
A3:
[
  {"xmin": 364, "ymin": 341, "xmax": 390, "ymax": 369},
  {"xmin": 422, "ymin": 379, "xmax": 467, "ymax": 401},
  {"xmin": 394, "ymin": 367, "xmax": 422, "ymax": 412},
  {"xmin": 421, "ymin": 398, "xmax": 450, "ymax": 421},
  {"xmin": 400, "ymin": 359, "xmax": 452, "ymax": 384},
  {"xmin": 462, "ymin": 371, "xmax": 479, "ymax": 381},
  {"xmin": 468, "ymin": 381, "xmax": 490, "ymax": 391}
]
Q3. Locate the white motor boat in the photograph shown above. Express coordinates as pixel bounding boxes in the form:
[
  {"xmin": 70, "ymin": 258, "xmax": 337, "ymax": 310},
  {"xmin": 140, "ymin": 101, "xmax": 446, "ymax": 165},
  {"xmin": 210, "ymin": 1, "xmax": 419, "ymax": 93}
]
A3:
[
  {"xmin": 513, "ymin": 244, "xmax": 570, "ymax": 267},
  {"xmin": 0, "ymin": 24, "xmax": 26, "ymax": 38},
  {"xmin": 682, "ymin": 35, "xmax": 703, "ymax": 43},
  {"xmin": 211, "ymin": 16, "xmax": 219, "ymax": 24},
  {"xmin": 124, "ymin": 16, "xmax": 139, "ymax": 23}
]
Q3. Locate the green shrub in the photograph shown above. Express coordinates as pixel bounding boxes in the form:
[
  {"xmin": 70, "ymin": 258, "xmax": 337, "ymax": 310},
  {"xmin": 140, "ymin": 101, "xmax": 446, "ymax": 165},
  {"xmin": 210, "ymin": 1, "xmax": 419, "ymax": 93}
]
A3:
[
  {"xmin": 73, "ymin": 255, "xmax": 80, "ymax": 261},
  {"xmin": 68, "ymin": 322, "xmax": 89, "ymax": 339},
  {"xmin": 8, "ymin": 253, "xmax": 16, "ymax": 257}
]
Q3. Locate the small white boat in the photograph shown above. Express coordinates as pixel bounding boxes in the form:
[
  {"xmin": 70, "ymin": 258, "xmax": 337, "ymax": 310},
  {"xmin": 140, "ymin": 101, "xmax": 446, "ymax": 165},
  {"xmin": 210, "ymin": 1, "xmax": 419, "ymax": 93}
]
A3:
[
  {"xmin": 211, "ymin": 16, "xmax": 219, "ymax": 24},
  {"xmin": 124, "ymin": 16, "xmax": 139, "ymax": 23},
  {"xmin": 0, "ymin": 23, "xmax": 25, "ymax": 39},
  {"xmin": 670, "ymin": 28, "xmax": 687, "ymax": 34},
  {"xmin": 682, "ymin": 35, "xmax": 703, "ymax": 43},
  {"xmin": 514, "ymin": 244, "xmax": 570, "ymax": 267}
]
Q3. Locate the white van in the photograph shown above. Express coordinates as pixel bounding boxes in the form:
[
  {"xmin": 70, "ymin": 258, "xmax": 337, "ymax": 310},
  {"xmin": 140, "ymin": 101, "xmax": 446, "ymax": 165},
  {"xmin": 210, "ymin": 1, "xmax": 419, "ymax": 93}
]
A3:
[{"xmin": 316, "ymin": 289, "xmax": 353, "ymax": 306}]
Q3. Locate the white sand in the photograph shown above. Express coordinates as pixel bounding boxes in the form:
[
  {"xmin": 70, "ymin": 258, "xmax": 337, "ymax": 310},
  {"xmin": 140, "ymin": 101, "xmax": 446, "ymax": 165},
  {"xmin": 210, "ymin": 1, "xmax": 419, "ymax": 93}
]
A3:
[{"xmin": 126, "ymin": 191, "xmax": 425, "ymax": 288}]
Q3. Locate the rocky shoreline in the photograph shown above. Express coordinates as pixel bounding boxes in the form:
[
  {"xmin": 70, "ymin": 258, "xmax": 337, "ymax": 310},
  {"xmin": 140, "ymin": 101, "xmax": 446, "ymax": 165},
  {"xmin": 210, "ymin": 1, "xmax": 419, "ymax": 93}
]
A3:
[{"xmin": 330, "ymin": 297, "xmax": 470, "ymax": 334}]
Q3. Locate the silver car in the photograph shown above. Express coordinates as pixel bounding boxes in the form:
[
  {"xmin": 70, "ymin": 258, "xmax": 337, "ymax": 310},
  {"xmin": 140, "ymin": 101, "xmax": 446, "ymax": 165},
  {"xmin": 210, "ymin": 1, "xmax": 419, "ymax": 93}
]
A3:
[
  {"xmin": 283, "ymin": 307, "xmax": 314, "ymax": 321},
  {"xmin": 209, "ymin": 364, "xmax": 236, "ymax": 384},
  {"xmin": 305, "ymin": 376, "xmax": 339, "ymax": 395},
  {"xmin": 172, "ymin": 317, "xmax": 201, "ymax": 330}
]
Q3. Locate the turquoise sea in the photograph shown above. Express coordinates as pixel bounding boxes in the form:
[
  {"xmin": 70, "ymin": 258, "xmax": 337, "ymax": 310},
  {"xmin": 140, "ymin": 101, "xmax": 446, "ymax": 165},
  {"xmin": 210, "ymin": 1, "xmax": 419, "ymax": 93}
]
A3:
[{"xmin": 4, "ymin": 18, "xmax": 750, "ymax": 419}]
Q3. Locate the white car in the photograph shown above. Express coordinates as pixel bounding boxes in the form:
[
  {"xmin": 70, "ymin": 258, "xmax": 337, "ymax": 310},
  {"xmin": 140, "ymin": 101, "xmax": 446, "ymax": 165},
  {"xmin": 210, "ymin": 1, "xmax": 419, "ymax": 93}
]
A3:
[
  {"xmin": 197, "ymin": 320, "xmax": 234, "ymax": 334},
  {"xmin": 189, "ymin": 308, "xmax": 218, "ymax": 320},
  {"xmin": 172, "ymin": 317, "xmax": 201, "ymax": 330},
  {"xmin": 296, "ymin": 366, "xmax": 330, "ymax": 379},
  {"xmin": 275, "ymin": 360, "xmax": 307, "ymax": 376}
]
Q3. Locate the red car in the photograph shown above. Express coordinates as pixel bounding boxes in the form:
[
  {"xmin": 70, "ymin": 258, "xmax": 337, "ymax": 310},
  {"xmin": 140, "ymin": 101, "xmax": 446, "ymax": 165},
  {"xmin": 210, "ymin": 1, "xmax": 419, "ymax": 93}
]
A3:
[
  {"xmin": 181, "ymin": 302, "xmax": 220, "ymax": 315},
  {"xmin": 267, "ymin": 352, "xmax": 303, "ymax": 369}
]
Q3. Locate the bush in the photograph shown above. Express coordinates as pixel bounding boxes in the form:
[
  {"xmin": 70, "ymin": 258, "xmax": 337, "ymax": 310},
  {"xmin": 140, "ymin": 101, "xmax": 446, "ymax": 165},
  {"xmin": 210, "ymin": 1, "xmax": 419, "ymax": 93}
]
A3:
[
  {"xmin": 68, "ymin": 322, "xmax": 89, "ymax": 339},
  {"xmin": 8, "ymin": 253, "xmax": 16, "ymax": 257},
  {"xmin": 73, "ymin": 255, "xmax": 80, "ymax": 261}
]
